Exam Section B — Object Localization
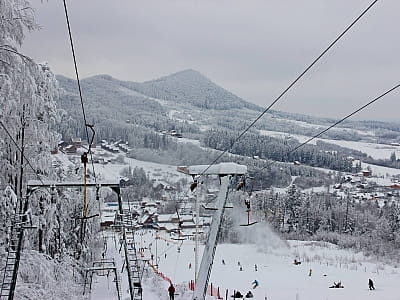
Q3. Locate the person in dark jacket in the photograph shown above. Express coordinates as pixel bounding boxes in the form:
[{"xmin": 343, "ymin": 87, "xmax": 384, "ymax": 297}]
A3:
[
  {"xmin": 245, "ymin": 290, "xmax": 254, "ymax": 298},
  {"xmin": 252, "ymin": 279, "xmax": 259, "ymax": 289},
  {"xmin": 168, "ymin": 283, "xmax": 175, "ymax": 300},
  {"xmin": 368, "ymin": 278, "xmax": 375, "ymax": 290},
  {"xmin": 233, "ymin": 290, "xmax": 243, "ymax": 298}
]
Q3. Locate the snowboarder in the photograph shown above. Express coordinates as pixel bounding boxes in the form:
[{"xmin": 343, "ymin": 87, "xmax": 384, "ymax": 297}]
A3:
[
  {"xmin": 329, "ymin": 281, "xmax": 343, "ymax": 288},
  {"xmin": 368, "ymin": 278, "xmax": 375, "ymax": 290},
  {"xmin": 254, "ymin": 264, "xmax": 258, "ymax": 271},
  {"xmin": 168, "ymin": 283, "xmax": 175, "ymax": 300},
  {"xmin": 252, "ymin": 279, "xmax": 259, "ymax": 289},
  {"xmin": 309, "ymin": 268, "xmax": 312, "ymax": 276}
]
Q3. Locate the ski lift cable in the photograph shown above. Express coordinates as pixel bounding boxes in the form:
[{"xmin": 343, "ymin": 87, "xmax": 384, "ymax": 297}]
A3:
[
  {"xmin": 0, "ymin": 121, "xmax": 45, "ymax": 186},
  {"xmin": 176, "ymin": 0, "xmax": 378, "ymax": 205},
  {"xmin": 61, "ymin": 0, "xmax": 97, "ymax": 182},
  {"xmin": 255, "ymin": 81, "xmax": 400, "ymax": 175}
]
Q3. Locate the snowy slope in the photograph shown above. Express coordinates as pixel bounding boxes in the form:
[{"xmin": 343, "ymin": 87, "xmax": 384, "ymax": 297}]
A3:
[
  {"xmin": 259, "ymin": 129, "xmax": 399, "ymax": 160},
  {"xmin": 91, "ymin": 227, "xmax": 400, "ymax": 300}
]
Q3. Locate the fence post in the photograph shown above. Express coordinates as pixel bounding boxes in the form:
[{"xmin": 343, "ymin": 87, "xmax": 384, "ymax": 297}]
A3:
[
  {"xmin": 211, "ymin": 283, "xmax": 213, "ymax": 296},
  {"xmin": 226, "ymin": 289, "xmax": 228, "ymax": 300}
]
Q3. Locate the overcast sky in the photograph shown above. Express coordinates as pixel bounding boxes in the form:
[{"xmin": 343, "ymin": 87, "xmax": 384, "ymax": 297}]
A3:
[{"xmin": 23, "ymin": 0, "xmax": 399, "ymax": 121}]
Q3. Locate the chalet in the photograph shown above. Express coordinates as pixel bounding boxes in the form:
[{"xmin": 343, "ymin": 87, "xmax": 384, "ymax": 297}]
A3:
[
  {"xmin": 139, "ymin": 214, "xmax": 158, "ymax": 229},
  {"xmin": 101, "ymin": 142, "xmax": 119, "ymax": 153},
  {"xmin": 361, "ymin": 170, "xmax": 372, "ymax": 177},
  {"xmin": 164, "ymin": 130, "xmax": 183, "ymax": 138},
  {"xmin": 71, "ymin": 137, "xmax": 82, "ymax": 147},
  {"xmin": 177, "ymin": 166, "xmax": 189, "ymax": 174},
  {"xmin": 65, "ymin": 145, "xmax": 77, "ymax": 154},
  {"xmin": 118, "ymin": 143, "xmax": 129, "ymax": 153}
]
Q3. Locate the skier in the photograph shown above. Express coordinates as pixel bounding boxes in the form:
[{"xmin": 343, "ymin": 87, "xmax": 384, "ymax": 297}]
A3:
[
  {"xmin": 252, "ymin": 279, "xmax": 259, "ymax": 289},
  {"xmin": 222, "ymin": 259, "xmax": 226, "ymax": 265},
  {"xmin": 254, "ymin": 264, "xmax": 258, "ymax": 271},
  {"xmin": 239, "ymin": 266, "xmax": 243, "ymax": 271},
  {"xmin": 368, "ymin": 278, "xmax": 375, "ymax": 290},
  {"xmin": 309, "ymin": 268, "xmax": 312, "ymax": 277},
  {"xmin": 329, "ymin": 281, "xmax": 343, "ymax": 288},
  {"xmin": 168, "ymin": 283, "xmax": 175, "ymax": 300},
  {"xmin": 189, "ymin": 263, "xmax": 192, "ymax": 269}
]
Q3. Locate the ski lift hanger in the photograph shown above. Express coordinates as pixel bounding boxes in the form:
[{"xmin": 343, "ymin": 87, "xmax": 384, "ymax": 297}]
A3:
[
  {"xmin": 240, "ymin": 198, "xmax": 258, "ymax": 227},
  {"xmin": 236, "ymin": 176, "xmax": 258, "ymax": 227},
  {"xmin": 27, "ymin": 180, "xmax": 120, "ymax": 190}
]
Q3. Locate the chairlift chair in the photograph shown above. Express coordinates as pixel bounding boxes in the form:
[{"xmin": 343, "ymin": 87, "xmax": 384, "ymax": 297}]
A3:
[
  {"xmin": 240, "ymin": 198, "xmax": 258, "ymax": 227},
  {"xmin": 171, "ymin": 212, "xmax": 186, "ymax": 241}
]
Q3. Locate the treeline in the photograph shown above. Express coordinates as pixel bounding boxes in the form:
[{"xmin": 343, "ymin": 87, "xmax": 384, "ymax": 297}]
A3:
[
  {"xmin": 203, "ymin": 130, "xmax": 354, "ymax": 172},
  {"xmin": 259, "ymin": 186, "xmax": 400, "ymax": 259},
  {"xmin": 222, "ymin": 186, "xmax": 400, "ymax": 260}
]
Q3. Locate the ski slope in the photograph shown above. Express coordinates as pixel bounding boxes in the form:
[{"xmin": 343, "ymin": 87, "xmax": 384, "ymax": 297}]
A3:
[
  {"xmin": 149, "ymin": 231, "xmax": 400, "ymax": 300},
  {"xmin": 89, "ymin": 226, "xmax": 400, "ymax": 300}
]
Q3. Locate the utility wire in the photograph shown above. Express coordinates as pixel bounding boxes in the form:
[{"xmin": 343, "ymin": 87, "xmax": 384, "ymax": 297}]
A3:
[
  {"xmin": 0, "ymin": 121, "xmax": 45, "ymax": 186},
  {"xmin": 62, "ymin": 0, "xmax": 97, "ymax": 182},
  {"xmin": 177, "ymin": 0, "xmax": 379, "ymax": 204}
]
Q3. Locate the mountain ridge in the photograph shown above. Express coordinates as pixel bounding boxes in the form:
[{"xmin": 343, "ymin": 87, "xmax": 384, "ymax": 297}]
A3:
[{"xmin": 57, "ymin": 69, "xmax": 263, "ymax": 111}]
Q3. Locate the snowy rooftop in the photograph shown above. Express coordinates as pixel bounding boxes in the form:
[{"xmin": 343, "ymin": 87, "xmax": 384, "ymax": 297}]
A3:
[{"xmin": 186, "ymin": 162, "xmax": 247, "ymax": 176}]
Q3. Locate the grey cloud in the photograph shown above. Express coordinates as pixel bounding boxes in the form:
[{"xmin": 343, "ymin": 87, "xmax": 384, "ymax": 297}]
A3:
[{"xmin": 23, "ymin": 0, "xmax": 400, "ymax": 121}]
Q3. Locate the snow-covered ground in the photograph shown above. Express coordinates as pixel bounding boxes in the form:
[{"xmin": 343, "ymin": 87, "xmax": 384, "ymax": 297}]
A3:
[
  {"xmin": 89, "ymin": 226, "xmax": 400, "ymax": 300},
  {"xmin": 259, "ymin": 130, "xmax": 399, "ymax": 160},
  {"xmin": 93, "ymin": 156, "xmax": 187, "ymax": 184}
]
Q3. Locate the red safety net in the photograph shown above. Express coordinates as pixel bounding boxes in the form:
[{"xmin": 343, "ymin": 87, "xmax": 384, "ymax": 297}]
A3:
[{"xmin": 188, "ymin": 280, "xmax": 222, "ymax": 299}]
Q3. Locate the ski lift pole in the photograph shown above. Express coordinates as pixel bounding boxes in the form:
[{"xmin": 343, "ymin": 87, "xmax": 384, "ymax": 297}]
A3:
[
  {"xmin": 193, "ymin": 176, "xmax": 230, "ymax": 300},
  {"xmin": 80, "ymin": 152, "xmax": 88, "ymax": 243},
  {"xmin": 194, "ymin": 181, "xmax": 201, "ymax": 283}
]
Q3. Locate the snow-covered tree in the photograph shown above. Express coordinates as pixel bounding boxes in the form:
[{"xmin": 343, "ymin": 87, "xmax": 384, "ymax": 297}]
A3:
[{"xmin": 0, "ymin": 0, "xmax": 58, "ymax": 202}]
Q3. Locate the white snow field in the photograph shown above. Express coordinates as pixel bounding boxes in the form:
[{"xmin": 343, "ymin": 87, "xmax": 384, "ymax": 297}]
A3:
[
  {"xmin": 93, "ymin": 156, "xmax": 187, "ymax": 184},
  {"xmin": 89, "ymin": 226, "xmax": 400, "ymax": 300},
  {"xmin": 259, "ymin": 130, "xmax": 399, "ymax": 160}
]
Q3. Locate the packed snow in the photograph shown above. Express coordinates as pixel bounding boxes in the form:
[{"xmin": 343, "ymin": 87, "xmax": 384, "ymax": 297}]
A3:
[{"xmin": 88, "ymin": 225, "xmax": 400, "ymax": 300}]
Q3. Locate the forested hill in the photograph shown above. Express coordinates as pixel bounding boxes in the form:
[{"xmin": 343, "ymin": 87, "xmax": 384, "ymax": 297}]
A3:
[
  {"xmin": 57, "ymin": 69, "xmax": 262, "ymax": 112},
  {"xmin": 120, "ymin": 69, "xmax": 262, "ymax": 110}
]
